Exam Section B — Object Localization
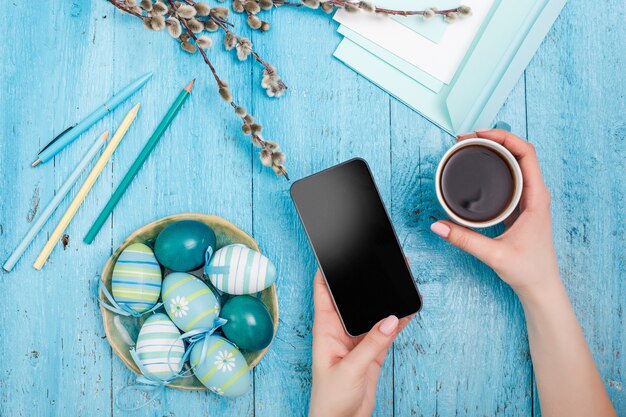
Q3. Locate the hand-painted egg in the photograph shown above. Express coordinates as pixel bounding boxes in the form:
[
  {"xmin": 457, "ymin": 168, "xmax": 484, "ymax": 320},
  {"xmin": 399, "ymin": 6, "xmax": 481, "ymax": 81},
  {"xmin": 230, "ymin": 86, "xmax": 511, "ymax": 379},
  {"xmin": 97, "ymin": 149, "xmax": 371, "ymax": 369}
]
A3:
[
  {"xmin": 154, "ymin": 220, "xmax": 217, "ymax": 272},
  {"xmin": 204, "ymin": 244, "xmax": 276, "ymax": 295},
  {"xmin": 221, "ymin": 296, "xmax": 274, "ymax": 351},
  {"xmin": 162, "ymin": 272, "xmax": 220, "ymax": 332},
  {"xmin": 135, "ymin": 313, "xmax": 184, "ymax": 381},
  {"xmin": 111, "ymin": 243, "xmax": 162, "ymax": 313},
  {"xmin": 191, "ymin": 335, "xmax": 251, "ymax": 398}
]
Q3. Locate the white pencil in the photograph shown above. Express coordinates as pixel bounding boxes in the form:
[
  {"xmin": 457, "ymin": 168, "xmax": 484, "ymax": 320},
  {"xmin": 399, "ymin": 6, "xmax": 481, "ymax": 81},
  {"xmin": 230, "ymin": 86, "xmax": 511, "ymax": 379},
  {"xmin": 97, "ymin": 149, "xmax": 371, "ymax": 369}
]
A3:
[{"xmin": 33, "ymin": 103, "xmax": 140, "ymax": 270}]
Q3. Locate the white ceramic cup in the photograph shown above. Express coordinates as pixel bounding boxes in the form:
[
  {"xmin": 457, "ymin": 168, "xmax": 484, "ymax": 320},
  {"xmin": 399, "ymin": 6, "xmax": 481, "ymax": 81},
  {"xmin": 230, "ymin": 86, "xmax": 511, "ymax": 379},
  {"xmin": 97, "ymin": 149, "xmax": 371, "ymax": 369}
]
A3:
[{"xmin": 435, "ymin": 138, "xmax": 523, "ymax": 229}]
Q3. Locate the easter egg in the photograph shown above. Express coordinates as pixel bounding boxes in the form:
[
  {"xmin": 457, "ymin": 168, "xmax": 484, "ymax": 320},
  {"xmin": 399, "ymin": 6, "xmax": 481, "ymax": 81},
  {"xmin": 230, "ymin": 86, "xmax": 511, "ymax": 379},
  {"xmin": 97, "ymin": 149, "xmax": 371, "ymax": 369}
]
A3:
[
  {"xmin": 135, "ymin": 313, "xmax": 184, "ymax": 381},
  {"xmin": 162, "ymin": 272, "xmax": 220, "ymax": 332},
  {"xmin": 154, "ymin": 220, "xmax": 217, "ymax": 272},
  {"xmin": 190, "ymin": 335, "xmax": 251, "ymax": 397},
  {"xmin": 111, "ymin": 243, "xmax": 162, "ymax": 313},
  {"xmin": 221, "ymin": 296, "xmax": 274, "ymax": 351},
  {"xmin": 205, "ymin": 244, "xmax": 276, "ymax": 295}
]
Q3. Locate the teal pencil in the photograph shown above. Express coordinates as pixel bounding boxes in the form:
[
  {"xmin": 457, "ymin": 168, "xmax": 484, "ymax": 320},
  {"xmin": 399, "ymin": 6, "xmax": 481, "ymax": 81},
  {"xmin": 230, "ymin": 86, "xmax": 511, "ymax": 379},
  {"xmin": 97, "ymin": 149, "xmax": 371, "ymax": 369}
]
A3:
[{"xmin": 83, "ymin": 79, "xmax": 195, "ymax": 244}]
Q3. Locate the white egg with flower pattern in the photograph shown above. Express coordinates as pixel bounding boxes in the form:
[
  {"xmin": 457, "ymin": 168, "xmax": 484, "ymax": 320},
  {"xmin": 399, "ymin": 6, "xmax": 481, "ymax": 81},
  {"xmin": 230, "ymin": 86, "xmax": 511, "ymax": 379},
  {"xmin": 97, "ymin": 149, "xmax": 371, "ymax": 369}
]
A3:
[
  {"xmin": 134, "ymin": 313, "xmax": 184, "ymax": 381},
  {"xmin": 162, "ymin": 272, "xmax": 220, "ymax": 332},
  {"xmin": 190, "ymin": 335, "xmax": 251, "ymax": 398},
  {"xmin": 205, "ymin": 244, "xmax": 276, "ymax": 295}
]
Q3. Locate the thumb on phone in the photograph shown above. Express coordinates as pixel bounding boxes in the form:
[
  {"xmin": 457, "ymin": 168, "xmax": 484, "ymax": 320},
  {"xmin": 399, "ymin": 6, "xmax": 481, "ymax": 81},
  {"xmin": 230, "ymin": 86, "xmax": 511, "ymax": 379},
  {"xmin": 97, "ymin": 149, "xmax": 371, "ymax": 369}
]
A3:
[
  {"xmin": 430, "ymin": 220, "xmax": 500, "ymax": 266},
  {"xmin": 342, "ymin": 316, "xmax": 399, "ymax": 372}
]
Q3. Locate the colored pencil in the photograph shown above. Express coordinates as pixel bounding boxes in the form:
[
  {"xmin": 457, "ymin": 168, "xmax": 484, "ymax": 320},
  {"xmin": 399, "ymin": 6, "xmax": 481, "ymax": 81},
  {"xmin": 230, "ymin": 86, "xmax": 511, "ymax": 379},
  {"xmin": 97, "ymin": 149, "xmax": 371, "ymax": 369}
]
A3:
[
  {"xmin": 2, "ymin": 133, "xmax": 108, "ymax": 272},
  {"xmin": 83, "ymin": 80, "xmax": 195, "ymax": 244},
  {"xmin": 33, "ymin": 103, "xmax": 140, "ymax": 270},
  {"xmin": 32, "ymin": 72, "xmax": 152, "ymax": 167}
]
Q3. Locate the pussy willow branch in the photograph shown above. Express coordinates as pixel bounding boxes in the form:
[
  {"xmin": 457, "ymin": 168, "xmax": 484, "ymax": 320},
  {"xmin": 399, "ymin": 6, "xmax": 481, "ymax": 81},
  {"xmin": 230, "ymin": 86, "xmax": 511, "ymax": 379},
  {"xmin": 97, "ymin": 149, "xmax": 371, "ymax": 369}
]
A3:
[
  {"xmin": 209, "ymin": 15, "xmax": 287, "ymax": 89},
  {"xmin": 268, "ymin": 0, "xmax": 460, "ymax": 15},
  {"xmin": 229, "ymin": 102, "xmax": 290, "ymax": 180},
  {"xmin": 112, "ymin": 0, "xmax": 147, "ymax": 17},
  {"xmin": 175, "ymin": 9, "xmax": 224, "ymax": 86},
  {"xmin": 110, "ymin": 0, "xmax": 226, "ymax": 84},
  {"xmin": 110, "ymin": 0, "xmax": 289, "ymax": 179},
  {"xmin": 270, "ymin": 0, "xmax": 304, "ymax": 6},
  {"xmin": 327, "ymin": 0, "xmax": 460, "ymax": 15},
  {"xmin": 180, "ymin": 0, "xmax": 235, "ymax": 26},
  {"xmin": 169, "ymin": 0, "xmax": 289, "ymax": 179},
  {"xmin": 179, "ymin": 0, "xmax": 286, "ymax": 89}
]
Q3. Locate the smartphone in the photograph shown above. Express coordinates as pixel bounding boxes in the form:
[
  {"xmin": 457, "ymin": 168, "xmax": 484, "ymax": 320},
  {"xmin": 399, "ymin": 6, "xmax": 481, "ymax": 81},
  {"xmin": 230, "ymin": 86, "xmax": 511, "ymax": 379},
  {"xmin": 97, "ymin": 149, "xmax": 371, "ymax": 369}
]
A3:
[{"xmin": 291, "ymin": 158, "xmax": 422, "ymax": 336}]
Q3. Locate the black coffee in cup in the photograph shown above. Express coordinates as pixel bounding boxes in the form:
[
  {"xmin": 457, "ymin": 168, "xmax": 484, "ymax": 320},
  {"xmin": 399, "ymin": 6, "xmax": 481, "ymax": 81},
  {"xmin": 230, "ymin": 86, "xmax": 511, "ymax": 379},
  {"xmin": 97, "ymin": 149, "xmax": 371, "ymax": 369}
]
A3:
[{"xmin": 440, "ymin": 145, "xmax": 515, "ymax": 222}]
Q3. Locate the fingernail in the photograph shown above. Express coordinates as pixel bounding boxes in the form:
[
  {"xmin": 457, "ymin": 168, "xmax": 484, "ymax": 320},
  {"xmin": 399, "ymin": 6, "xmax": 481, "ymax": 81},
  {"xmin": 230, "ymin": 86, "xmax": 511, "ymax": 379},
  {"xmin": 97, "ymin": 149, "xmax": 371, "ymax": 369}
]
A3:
[
  {"xmin": 475, "ymin": 128, "xmax": 490, "ymax": 133},
  {"xmin": 430, "ymin": 222, "xmax": 451, "ymax": 239},
  {"xmin": 456, "ymin": 132, "xmax": 477, "ymax": 141},
  {"xmin": 380, "ymin": 315, "xmax": 399, "ymax": 335}
]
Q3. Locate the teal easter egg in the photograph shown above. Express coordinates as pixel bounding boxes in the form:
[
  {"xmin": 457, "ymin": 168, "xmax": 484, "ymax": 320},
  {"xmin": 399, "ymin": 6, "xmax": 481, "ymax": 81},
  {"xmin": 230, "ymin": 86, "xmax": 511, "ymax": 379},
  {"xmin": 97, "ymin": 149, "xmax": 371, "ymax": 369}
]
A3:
[
  {"xmin": 204, "ymin": 244, "xmax": 276, "ymax": 295},
  {"xmin": 221, "ymin": 296, "xmax": 274, "ymax": 351},
  {"xmin": 162, "ymin": 272, "xmax": 220, "ymax": 332},
  {"xmin": 135, "ymin": 313, "xmax": 184, "ymax": 381},
  {"xmin": 191, "ymin": 335, "xmax": 251, "ymax": 397},
  {"xmin": 111, "ymin": 243, "xmax": 162, "ymax": 313},
  {"xmin": 154, "ymin": 220, "xmax": 217, "ymax": 272}
]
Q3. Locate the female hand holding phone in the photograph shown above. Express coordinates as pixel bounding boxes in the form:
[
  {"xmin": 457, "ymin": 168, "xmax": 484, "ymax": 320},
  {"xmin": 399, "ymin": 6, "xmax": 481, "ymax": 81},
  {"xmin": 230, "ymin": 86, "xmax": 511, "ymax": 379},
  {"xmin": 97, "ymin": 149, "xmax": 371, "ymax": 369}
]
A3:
[
  {"xmin": 308, "ymin": 269, "xmax": 413, "ymax": 417},
  {"xmin": 308, "ymin": 129, "xmax": 617, "ymax": 417}
]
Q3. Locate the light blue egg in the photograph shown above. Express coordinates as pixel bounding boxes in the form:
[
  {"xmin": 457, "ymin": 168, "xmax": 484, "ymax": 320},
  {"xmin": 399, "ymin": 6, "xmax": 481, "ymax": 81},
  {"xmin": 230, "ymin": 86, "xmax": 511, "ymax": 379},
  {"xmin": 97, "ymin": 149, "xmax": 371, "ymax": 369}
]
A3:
[
  {"xmin": 190, "ymin": 335, "xmax": 251, "ymax": 398},
  {"xmin": 162, "ymin": 273, "xmax": 220, "ymax": 332},
  {"xmin": 112, "ymin": 243, "xmax": 162, "ymax": 313},
  {"xmin": 204, "ymin": 244, "xmax": 276, "ymax": 295},
  {"xmin": 135, "ymin": 313, "xmax": 184, "ymax": 381}
]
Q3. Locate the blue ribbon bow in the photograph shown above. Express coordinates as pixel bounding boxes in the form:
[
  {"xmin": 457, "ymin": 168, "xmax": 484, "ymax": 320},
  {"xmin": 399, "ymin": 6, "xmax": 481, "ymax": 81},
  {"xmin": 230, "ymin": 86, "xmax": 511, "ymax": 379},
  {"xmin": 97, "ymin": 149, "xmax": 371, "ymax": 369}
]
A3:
[
  {"xmin": 96, "ymin": 278, "xmax": 163, "ymax": 318},
  {"xmin": 115, "ymin": 348, "xmax": 180, "ymax": 411},
  {"xmin": 203, "ymin": 244, "xmax": 248, "ymax": 277},
  {"xmin": 166, "ymin": 318, "xmax": 229, "ymax": 378}
]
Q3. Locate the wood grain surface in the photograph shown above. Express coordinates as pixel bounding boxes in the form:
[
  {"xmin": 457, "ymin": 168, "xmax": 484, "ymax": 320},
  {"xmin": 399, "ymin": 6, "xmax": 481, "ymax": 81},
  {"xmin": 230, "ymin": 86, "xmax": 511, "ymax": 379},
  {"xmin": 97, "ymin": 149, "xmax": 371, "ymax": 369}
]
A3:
[{"xmin": 0, "ymin": 0, "xmax": 623, "ymax": 416}]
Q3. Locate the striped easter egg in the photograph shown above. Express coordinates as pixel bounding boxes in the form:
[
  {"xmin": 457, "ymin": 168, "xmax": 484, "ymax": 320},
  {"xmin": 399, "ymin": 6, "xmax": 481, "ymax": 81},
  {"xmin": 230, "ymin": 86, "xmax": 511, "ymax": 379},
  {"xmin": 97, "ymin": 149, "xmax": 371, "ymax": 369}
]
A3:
[
  {"xmin": 162, "ymin": 273, "xmax": 220, "ymax": 332},
  {"xmin": 112, "ymin": 243, "xmax": 162, "ymax": 314},
  {"xmin": 135, "ymin": 313, "xmax": 184, "ymax": 381},
  {"xmin": 204, "ymin": 244, "xmax": 276, "ymax": 295},
  {"xmin": 190, "ymin": 335, "xmax": 251, "ymax": 398}
]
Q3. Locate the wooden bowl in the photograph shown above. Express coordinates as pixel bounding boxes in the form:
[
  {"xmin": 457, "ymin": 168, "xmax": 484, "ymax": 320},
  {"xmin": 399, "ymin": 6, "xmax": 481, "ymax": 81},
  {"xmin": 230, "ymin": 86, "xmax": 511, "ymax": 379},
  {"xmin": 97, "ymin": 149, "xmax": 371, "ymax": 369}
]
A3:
[{"xmin": 99, "ymin": 213, "xmax": 279, "ymax": 390}]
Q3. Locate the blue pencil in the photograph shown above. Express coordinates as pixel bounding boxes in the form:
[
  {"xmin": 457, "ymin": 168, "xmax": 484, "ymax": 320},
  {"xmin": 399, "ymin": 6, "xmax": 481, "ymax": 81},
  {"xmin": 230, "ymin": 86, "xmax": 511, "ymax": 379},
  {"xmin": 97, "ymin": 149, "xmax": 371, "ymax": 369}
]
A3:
[
  {"xmin": 3, "ymin": 132, "xmax": 108, "ymax": 272},
  {"xmin": 31, "ymin": 72, "xmax": 152, "ymax": 167}
]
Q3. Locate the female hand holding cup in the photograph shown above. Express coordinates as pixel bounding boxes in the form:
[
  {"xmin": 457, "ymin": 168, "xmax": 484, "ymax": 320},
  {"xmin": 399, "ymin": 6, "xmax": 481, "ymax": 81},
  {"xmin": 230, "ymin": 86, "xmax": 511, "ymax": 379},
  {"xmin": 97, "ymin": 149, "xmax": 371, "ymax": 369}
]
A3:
[{"xmin": 431, "ymin": 129, "xmax": 616, "ymax": 417}]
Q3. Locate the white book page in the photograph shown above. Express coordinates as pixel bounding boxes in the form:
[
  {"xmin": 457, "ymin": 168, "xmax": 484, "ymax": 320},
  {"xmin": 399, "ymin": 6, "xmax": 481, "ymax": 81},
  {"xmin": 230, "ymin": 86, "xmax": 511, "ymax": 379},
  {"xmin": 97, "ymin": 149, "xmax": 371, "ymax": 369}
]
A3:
[{"xmin": 334, "ymin": 0, "xmax": 494, "ymax": 84}]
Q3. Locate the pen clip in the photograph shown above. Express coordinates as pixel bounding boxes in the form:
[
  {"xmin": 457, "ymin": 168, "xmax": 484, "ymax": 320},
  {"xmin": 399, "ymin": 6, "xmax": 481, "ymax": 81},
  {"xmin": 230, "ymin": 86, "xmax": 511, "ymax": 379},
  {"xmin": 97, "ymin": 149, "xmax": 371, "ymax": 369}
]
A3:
[{"xmin": 38, "ymin": 124, "xmax": 76, "ymax": 154}]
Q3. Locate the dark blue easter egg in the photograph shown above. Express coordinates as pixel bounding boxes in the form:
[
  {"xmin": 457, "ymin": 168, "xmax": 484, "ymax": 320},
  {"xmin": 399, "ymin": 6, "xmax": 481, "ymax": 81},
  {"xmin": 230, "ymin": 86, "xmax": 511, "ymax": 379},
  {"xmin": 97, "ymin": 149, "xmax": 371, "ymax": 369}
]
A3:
[
  {"xmin": 154, "ymin": 220, "xmax": 216, "ymax": 272},
  {"xmin": 220, "ymin": 295, "xmax": 274, "ymax": 351}
]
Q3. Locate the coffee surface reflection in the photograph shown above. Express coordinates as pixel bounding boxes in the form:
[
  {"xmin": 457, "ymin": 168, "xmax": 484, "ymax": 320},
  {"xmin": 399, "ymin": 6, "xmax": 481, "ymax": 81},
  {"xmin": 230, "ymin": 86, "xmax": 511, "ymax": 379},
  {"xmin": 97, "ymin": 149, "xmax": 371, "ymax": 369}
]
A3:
[{"xmin": 440, "ymin": 145, "xmax": 515, "ymax": 222}]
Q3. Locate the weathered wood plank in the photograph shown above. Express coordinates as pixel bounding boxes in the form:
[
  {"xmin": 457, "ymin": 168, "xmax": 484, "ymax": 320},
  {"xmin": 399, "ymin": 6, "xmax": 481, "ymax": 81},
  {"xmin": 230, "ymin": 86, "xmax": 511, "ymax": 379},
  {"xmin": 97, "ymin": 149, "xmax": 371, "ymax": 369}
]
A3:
[
  {"xmin": 0, "ymin": 1, "xmax": 114, "ymax": 415},
  {"xmin": 390, "ymin": 73, "xmax": 533, "ymax": 415},
  {"xmin": 249, "ymin": 7, "xmax": 394, "ymax": 416},
  {"xmin": 525, "ymin": 1, "xmax": 626, "ymax": 415},
  {"xmin": 1, "ymin": 0, "xmax": 624, "ymax": 416},
  {"xmin": 103, "ymin": 4, "xmax": 255, "ymax": 416}
]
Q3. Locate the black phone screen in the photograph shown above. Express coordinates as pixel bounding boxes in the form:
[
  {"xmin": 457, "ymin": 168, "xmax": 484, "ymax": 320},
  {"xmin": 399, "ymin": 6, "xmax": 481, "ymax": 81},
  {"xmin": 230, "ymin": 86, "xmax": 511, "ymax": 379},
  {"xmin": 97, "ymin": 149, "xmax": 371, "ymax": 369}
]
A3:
[{"xmin": 291, "ymin": 158, "xmax": 422, "ymax": 336}]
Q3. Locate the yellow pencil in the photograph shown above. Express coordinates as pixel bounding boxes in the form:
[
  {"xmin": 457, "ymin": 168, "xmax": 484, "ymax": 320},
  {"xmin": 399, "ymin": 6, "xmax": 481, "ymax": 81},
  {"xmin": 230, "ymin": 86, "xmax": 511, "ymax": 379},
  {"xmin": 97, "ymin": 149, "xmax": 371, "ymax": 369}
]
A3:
[{"xmin": 33, "ymin": 103, "xmax": 140, "ymax": 270}]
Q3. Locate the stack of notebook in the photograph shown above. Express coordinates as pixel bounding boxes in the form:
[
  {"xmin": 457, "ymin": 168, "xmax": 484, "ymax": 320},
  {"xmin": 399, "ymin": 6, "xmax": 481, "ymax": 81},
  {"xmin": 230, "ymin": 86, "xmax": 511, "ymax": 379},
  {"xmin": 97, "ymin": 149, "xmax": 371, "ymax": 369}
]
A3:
[{"xmin": 333, "ymin": 0, "xmax": 567, "ymax": 136}]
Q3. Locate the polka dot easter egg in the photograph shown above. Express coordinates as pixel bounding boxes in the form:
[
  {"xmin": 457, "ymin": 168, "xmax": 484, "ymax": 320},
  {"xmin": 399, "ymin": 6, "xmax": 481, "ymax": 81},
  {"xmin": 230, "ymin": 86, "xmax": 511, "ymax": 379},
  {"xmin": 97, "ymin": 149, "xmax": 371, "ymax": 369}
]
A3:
[
  {"xmin": 111, "ymin": 243, "xmax": 162, "ymax": 314},
  {"xmin": 135, "ymin": 313, "xmax": 184, "ymax": 381},
  {"xmin": 191, "ymin": 335, "xmax": 251, "ymax": 398},
  {"xmin": 204, "ymin": 244, "xmax": 276, "ymax": 295},
  {"xmin": 162, "ymin": 272, "xmax": 220, "ymax": 332}
]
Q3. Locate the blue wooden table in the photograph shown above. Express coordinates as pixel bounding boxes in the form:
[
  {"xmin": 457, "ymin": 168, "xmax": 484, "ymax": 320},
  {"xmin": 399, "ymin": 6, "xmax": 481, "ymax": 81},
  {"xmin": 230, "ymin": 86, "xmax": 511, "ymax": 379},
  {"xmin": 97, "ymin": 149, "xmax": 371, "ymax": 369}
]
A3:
[{"xmin": 1, "ymin": 1, "xmax": 624, "ymax": 416}]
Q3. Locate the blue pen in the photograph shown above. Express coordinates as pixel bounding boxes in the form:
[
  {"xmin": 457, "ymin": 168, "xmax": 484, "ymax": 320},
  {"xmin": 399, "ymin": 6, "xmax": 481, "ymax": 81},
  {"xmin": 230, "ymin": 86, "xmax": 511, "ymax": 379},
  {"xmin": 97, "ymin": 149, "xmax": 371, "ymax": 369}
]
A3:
[{"xmin": 31, "ymin": 72, "xmax": 153, "ymax": 167}]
